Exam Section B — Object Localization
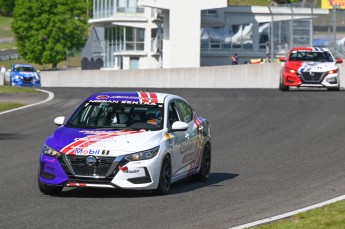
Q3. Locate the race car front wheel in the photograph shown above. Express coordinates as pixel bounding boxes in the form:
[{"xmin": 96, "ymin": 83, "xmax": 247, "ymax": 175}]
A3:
[
  {"xmin": 155, "ymin": 155, "xmax": 171, "ymax": 195},
  {"xmin": 279, "ymin": 75, "xmax": 289, "ymax": 91},
  {"xmin": 38, "ymin": 177, "xmax": 63, "ymax": 195}
]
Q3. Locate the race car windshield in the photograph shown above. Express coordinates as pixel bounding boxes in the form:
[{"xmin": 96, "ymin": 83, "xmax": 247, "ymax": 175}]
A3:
[
  {"xmin": 14, "ymin": 66, "xmax": 36, "ymax": 72},
  {"xmin": 66, "ymin": 102, "xmax": 164, "ymax": 131},
  {"xmin": 289, "ymin": 51, "xmax": 334, "ymax": 62}
]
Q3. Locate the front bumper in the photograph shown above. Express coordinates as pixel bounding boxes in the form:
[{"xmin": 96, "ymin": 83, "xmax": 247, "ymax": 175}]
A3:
[
  {"xmin": 38, "ymin": 152, "xmax": 161, "ymax": 190},
  {"xmin": 12, "ymin": 76, "xmax": 40, "ymax": 87},
  {"xmin": 283, "ymin": 72, "xmax": 339, "ymax": 88}
]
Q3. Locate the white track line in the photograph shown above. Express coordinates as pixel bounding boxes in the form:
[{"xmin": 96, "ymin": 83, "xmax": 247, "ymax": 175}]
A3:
[
  {"xmin": 0, "ymin": 89, "xmax": 54, "ymax": 115},
  {"xmin": 230, "ymin": 194, "xmax": 345, "ymax": 229}
]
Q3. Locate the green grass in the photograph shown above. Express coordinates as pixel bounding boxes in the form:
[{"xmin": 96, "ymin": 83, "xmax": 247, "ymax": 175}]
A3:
[
  {"xmin": 0, "ymin": 53, "xmax": 82, "ymax": 70},
  {"xmin": 228, "ymin": 0, "xmax": 270, "ymax": 6},
  {"xmin": 0, "ymin": 102, "xmax": 25, "ymax": 112},
  {"xmin": 0, "ymin": 85, "xmax": 40, "ymax": 94},
  {"xmin": 0, "ymin": 16, "xmax": 15, "ymax": 40},
  {"xmin": 0, "ymin": 85, "xmax": 40, "ymax": 112},
  {"xmin": 0, "ymin": 43, "xmax": 16, "ymax": 50},
  {"xmin": 255, "ymin": 201, "xmax": 345, "ymax": 229}
]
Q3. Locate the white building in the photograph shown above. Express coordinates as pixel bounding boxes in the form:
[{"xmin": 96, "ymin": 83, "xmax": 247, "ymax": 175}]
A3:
[{"xmin": 81, "ymin": 1, "xmax": 328, "ymax": 69}]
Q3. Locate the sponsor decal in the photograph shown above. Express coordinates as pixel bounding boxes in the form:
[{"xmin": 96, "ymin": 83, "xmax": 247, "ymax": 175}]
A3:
[
  {"xmin": 125, "ymin": 170, "xmax": 140, "ymax": 174},
  {"xmin": 96, "ymin": 95, "xmax": 110, "ymax": 100},
  {"xmin": 102, "ymin": 150, "xmax": 110, "ymax": 155},
  {"xmin": 131, "ymin": 161, "xmax": 146, "ymax": 165},
  {"xmin": 164, "ymin": 133, "xmax": 172, "ymax": 140},
  {"xmin": 183, "ymin": 152, "xmax": 196, "ymax": 163},
  {"xmin": 89, "ymin": 92, "xmax": 159, "ymax": 105},
  {"xmin": 180, "ymin": 139, "xmax": 198, "ymax": 155},
  {"xmin": 74, "ymin": 148, "xmax": 101, "ymax": 155}
]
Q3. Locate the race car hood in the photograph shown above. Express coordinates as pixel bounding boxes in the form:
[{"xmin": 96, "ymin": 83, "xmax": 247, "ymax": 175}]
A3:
[
  {"xmin": 13, "ymin": 71, "xmax": 39, "ymax": 78},
  {"xmin": 45, "ymin": 127, "xmax": 163, "ymax": 157},
  {"xmin": 285, "ymin": 61, "xmax": 338, "ymax": 73}
]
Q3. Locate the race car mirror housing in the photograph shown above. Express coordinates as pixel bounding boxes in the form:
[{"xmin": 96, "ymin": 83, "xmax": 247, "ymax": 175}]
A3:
[
  {"xmin": 169, "ymin": 121, "xmax": 189, "ymax": 132},
  {"xmin": 335, "ymin": 58, "xmax": 343, "ymax": 64},
  {"xmin": 54, "ymin": 116, "xmax": 65, "ymax": 126},
  {"xmin": 279, "ymin": 57, "xmax": 286, "ymax": 62}
]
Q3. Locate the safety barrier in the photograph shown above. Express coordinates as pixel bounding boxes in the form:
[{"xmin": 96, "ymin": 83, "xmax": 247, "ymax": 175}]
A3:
[{"xmin": 1, "ymin": 62, "xmax": 345, "ymax": 88}]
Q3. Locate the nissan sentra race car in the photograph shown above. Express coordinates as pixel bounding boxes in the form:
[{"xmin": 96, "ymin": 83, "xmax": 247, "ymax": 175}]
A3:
[
  {"xmin": 4, "ymin": 64, "xmax": 41, "ymax": 87},
  {"xmin": 38, "ymin": 92, "xmax": 211, "ymax": 195},
  {"xmin": 279, "ymin": 47, "xmax": 343, "ymax": 91}
]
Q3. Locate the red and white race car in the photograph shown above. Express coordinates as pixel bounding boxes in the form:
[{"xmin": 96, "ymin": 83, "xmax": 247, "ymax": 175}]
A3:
[{"xmin": 279, "ymin": 47, "xmax": 343, "ymax": 91}]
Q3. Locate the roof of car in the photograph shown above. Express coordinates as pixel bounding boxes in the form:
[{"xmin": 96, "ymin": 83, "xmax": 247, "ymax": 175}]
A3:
[
  {"xmin": 290, "ymin": 47, "xmax": 331, "ymax": 52},
  {"xmin": 12, "ymin": 64, "xmax": 34, "ymax": 67},
  {"xmin": 86, "ymin": 91, "xmax": 172, "ymax": 105}
]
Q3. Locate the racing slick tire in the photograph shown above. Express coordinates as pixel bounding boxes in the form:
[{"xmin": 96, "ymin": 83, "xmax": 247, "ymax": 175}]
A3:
[
  {"xmin": 154, "ymin": 155, "xmax": 172, "ymax": 195},
  {"xmin": 38, "ymin": 177, "xmax": 63, "ymax": 195},
  {"xmin": 189, "ymin": 143, "xmax": 211, "ymax": 182},
  {"xmin": 279, "ymin": 75, "xmax": 289, "ymax": 91}
]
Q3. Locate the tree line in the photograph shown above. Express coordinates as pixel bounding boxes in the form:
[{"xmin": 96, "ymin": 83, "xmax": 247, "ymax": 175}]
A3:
[{"xmin": 2, "ymin": 0, "xmax": 90, "ymax": 69}]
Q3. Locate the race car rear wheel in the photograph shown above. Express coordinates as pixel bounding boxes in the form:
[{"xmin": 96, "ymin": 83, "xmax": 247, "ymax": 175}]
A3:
[
  {"xmin": 38, "ymin": 177, "xmax": 63, "ymax": 195},
  {"xmin": 155, "ymin": 155, "xmax": 171, "ymax": 195},
  {"xmin": 189, "ymin": 143, "xmax": 211, "ymax": 182}
]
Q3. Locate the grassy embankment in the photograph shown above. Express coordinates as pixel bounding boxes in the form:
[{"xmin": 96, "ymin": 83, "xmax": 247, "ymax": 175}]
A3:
[
  {"xmin": 254, "ymin": 200, "xmax": 345, "ymax": 228},
  {"xmin": 0, "ymin": 85, "xmax": 39, "ymax": 112}
]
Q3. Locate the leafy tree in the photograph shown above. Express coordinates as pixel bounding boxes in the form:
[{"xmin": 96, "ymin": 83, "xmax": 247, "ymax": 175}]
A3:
[
  {"xmin": 12, "ymin": 0, "xmax": 88, "ymax": 69},
  {"xmin": 0, "ymin": 0, "xmax": 15, "ymax": 16}
]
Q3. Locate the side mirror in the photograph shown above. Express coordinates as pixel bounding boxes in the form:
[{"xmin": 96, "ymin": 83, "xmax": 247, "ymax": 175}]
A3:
[
  {"xmin": 336, "ymin": 58, "xmax": 343, "ymax": 64},
  {"xmin": 54, "ymin": 116, "xmax": 65, "ymax": 126},
  {"xmin": 169, "ymin": 121, "xmax": 188, "ymax": 132},
  {"xmin": 279, "ymin": 57, "xmax": 286, "ymax": 62}
]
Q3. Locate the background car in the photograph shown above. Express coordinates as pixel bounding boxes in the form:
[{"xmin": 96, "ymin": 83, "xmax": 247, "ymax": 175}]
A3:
[
  {"xmin": 4, "ymin": 64, "xmax": 41, "ymax": 87},
  {"xmin": 38, "ymin": 91, "xmax": 211, "ymax": 195},
  {"xmin": 279, "ymin": 47, "xmax": 343, "ymax": 91}
]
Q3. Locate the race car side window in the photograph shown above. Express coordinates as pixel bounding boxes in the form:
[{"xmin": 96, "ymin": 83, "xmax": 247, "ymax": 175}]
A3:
[
  {"xmin": 168, "ymin": 101, "xmax": 180, "ymax": 128},
  {"xmin": 175, "ymin": 100, "xmax": 193, "ymax": 124}
]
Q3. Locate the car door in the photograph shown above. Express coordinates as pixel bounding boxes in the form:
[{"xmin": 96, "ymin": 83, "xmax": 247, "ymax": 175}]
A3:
[{"xmin": 168, "ymin": 100, "xmax": 199, "ymax": 178}]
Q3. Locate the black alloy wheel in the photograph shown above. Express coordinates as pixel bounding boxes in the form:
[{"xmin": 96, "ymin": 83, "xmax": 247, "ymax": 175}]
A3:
[
  {"xmin": 189, "ymin": 144, "xmax": 211, "ymax": 182},
  {"xmin": 155, "ymin": 156, "xmax": 171, "ymax": 195}
]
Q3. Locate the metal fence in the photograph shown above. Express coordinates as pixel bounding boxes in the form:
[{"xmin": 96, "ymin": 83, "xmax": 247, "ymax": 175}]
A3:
[{"xmin": 273, "ymin": 1, "xmax": 345, "ymax": 58}]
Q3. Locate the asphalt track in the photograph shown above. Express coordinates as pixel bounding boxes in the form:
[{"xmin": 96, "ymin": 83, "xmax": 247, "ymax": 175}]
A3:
[{"xmin": 1, "ymin": 87, "xmax": 345, "ymax": 229}]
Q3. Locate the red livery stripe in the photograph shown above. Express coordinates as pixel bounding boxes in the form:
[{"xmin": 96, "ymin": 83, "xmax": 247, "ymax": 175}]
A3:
[
  {"xmin": 140, "ymin": 92, "xmax": 149, "ymax": 103},
  {"xmin": 61, "ymin": 130, "xmax": 139, "ymax": 155}
]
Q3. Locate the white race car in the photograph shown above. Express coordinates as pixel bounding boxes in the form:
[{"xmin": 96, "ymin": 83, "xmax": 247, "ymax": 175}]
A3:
[{"xmin": 38, "ymin": 91, "xmax": 211, "ymax": 195}]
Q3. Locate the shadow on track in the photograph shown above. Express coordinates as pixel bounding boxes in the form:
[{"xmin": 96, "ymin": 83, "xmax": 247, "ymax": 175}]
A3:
[
  {"xmin": 0, "ymin": 133, "xmax": 23, "ymax": 140},
  {"xmin": 47, "ymin": 172, "xmax": 238, "ymax": 198}
]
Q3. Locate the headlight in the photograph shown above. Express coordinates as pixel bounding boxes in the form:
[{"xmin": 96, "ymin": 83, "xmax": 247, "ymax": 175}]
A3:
[
  {"xmin": 124, "ymin": 146, "xmax": 160, "ymax": 161},
  {"xmin": 327, "ymin": 69, "xmax": 338, "ymax": 74},
  {"xmin": 284, "ymin": 67, "xmax": 296, "ymax": 74},
  {"xmin": 43, "ymin": 145, "xmax": 61, "ymax": 158}
]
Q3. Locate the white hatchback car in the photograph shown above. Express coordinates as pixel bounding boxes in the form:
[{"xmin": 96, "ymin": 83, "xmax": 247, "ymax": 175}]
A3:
[{"xmin": 38, "ymin": 91, "xmax": 211, "ymax": 195}]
